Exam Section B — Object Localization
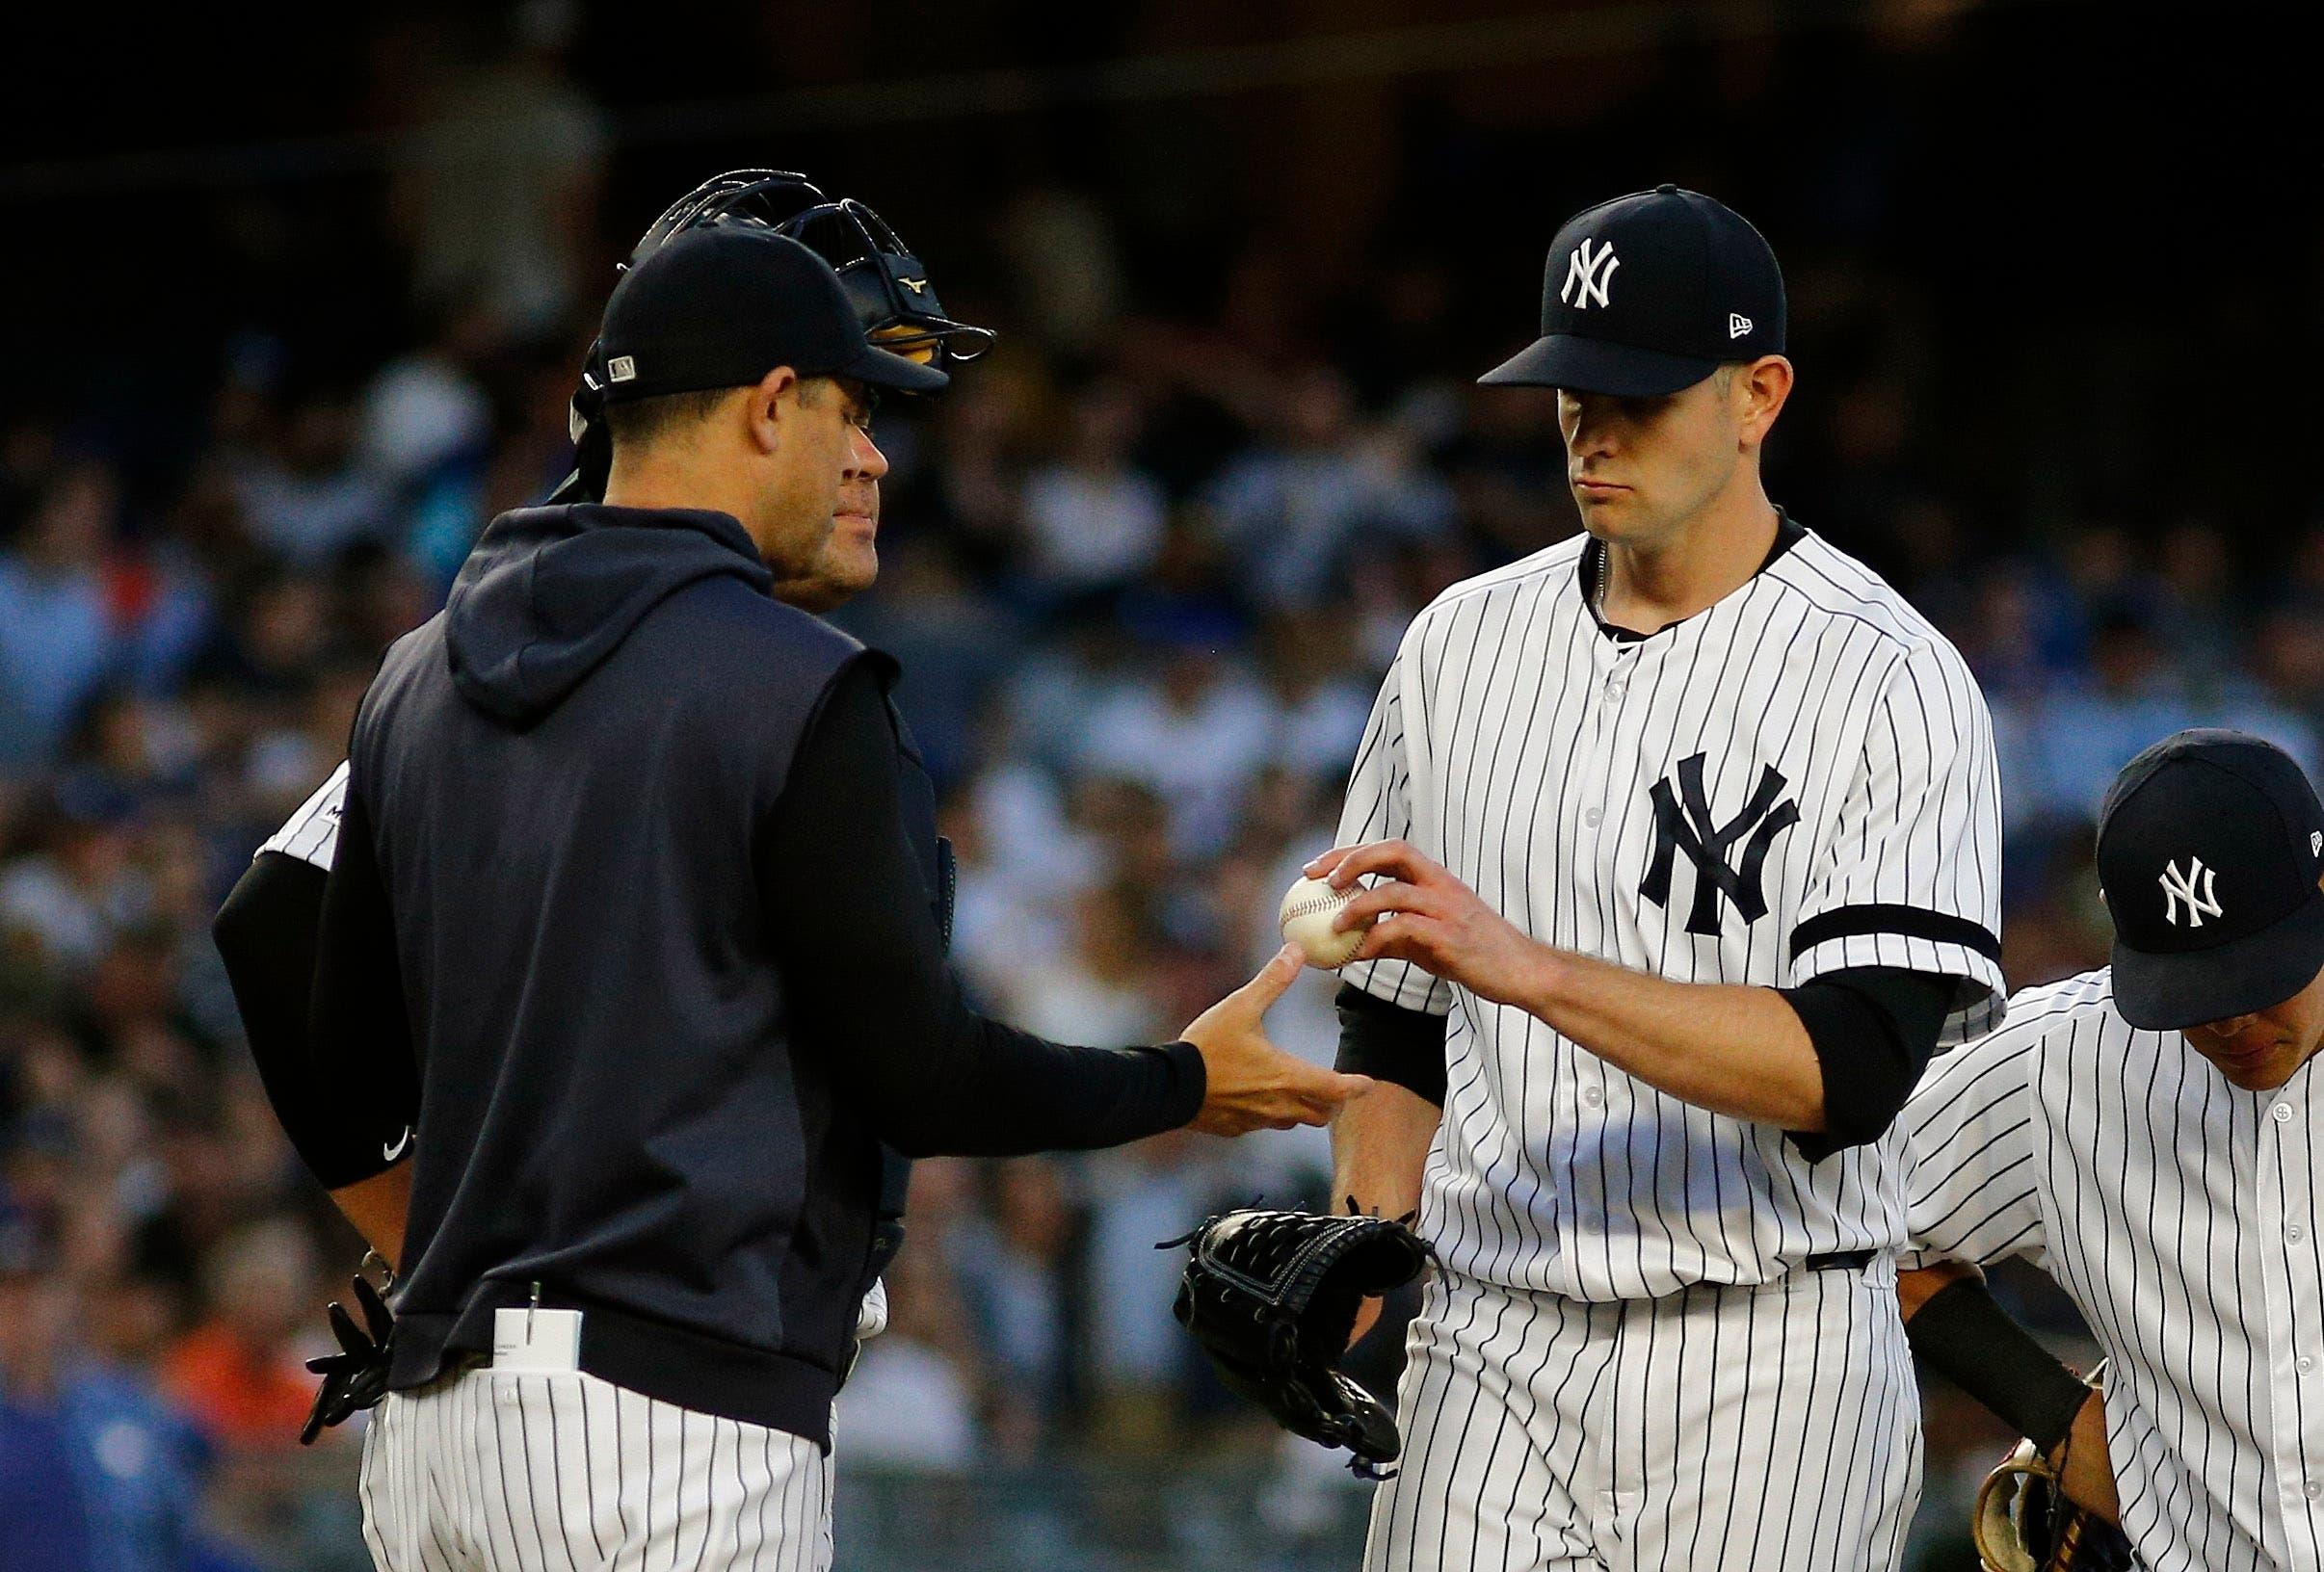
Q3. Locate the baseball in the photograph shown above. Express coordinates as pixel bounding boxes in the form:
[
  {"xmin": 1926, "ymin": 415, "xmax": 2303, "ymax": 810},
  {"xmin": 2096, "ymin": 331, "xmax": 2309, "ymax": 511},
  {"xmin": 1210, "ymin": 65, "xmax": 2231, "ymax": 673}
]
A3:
[{"xmin": 1279, "ymin": 875, "xmax": 1371, "ymax": 969}]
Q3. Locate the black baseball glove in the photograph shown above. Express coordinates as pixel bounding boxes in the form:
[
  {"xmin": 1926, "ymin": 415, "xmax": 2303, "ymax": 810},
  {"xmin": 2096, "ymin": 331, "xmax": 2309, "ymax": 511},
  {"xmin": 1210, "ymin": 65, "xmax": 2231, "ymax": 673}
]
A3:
[
  {"xmin": 1972, "ymin": 1438, "xmax": 2139, "ymax": 1571},
  {"xmin": 1165, "ymin": 1204, "xmax": 1433, "ymax": 1478},
  {"xmin": 301, "ymin": 1257, "xmax": 396, "ymax": 1446}
]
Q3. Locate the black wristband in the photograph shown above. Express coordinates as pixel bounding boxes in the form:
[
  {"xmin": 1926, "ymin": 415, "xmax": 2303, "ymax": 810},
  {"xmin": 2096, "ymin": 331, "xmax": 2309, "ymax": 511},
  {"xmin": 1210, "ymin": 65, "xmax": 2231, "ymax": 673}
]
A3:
[{"xmin": 1906, "ymin": 1277, "xmax": 2091, "ymax": 1454}]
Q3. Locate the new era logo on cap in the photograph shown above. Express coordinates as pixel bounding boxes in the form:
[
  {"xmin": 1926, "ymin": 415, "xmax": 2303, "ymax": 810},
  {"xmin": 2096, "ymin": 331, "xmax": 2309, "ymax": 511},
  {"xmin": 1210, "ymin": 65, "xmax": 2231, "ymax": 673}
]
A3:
[
  {"xmin": 1729, "ymin": 313, "xmax": 1753, "ymax": 339},
  {"xmin": 607, "ymin": 355, "xmax": 638, "ymax": 383}
]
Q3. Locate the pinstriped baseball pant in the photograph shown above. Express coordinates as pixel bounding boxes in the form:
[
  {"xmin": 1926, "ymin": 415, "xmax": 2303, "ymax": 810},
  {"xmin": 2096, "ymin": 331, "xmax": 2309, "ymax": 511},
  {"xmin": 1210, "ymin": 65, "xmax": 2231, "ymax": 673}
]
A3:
[
  {"xmin": 357, "ymin": 1369, "xmax": 832, "ymax": 1572},
  {"xmin": 1363, "ymin": 1265, "xmax": 1920, "ymax": 1571}
]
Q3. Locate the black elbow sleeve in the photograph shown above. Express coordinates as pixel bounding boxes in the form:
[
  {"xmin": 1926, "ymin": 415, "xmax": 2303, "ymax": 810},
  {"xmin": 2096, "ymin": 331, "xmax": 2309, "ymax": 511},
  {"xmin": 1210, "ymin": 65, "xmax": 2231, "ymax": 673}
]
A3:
[
  {"xmin": 1781, "ymin": 968, "xmax": 1955, "ymax": 1161},
  {"xmin": 1334, "ymin": 984, "xmax": 1447, "ymax": 1106}
]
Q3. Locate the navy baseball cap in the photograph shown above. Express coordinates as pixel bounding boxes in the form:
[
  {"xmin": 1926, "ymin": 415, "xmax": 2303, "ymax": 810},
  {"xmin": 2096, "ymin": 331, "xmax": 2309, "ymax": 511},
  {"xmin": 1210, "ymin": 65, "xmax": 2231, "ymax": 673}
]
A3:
[
  {"xmin": 2098, "ymin": 730, "xmax": 2324, "ymax": 1031},
  {"xmin": 1480, "ymin": 184, "xmax": 1786, "ymax": 397},
  {"xmin": 596, "ymin": 226, "xmax": 949, "ymax": 404}
]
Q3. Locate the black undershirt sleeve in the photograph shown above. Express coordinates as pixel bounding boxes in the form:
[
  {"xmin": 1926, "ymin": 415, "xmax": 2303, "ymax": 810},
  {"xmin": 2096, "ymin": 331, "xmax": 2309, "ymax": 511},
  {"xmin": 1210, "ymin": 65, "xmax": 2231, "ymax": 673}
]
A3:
[
  {"xmin": 1780, "ymin": 966, "xmax": 1956, "ymax": 1161},
  {"xmin": 1334, "ymin": 984, "xmax": 1447, "ymax": 1106},
  {"xmin": 764, "ymin": 658, "xmax": 1204, "ymax": 1158},
  {"xmin": 305, "ymin": 782, "xmax": 423, "ymax": 1189},
  {"xmin": 217, "ymin": 850, "xmax": 419, "ymax": 1189}
]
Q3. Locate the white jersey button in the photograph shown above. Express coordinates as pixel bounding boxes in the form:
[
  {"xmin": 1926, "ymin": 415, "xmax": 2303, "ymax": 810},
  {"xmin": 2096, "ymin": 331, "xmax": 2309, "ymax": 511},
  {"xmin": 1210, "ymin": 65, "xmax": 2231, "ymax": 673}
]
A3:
[
  {"xmin": 1583, "ymin": 1087, "xmax": 1604, "ymax": 1109},
  {"xmin": 2306, "ymin": 1480, "xmax": 2321, "ymax": 1502},
  {"xmin": 1583, "ymin": 806, "xmax": 1603, "ymax": 828},
  {"xmin": 2276, "ymin": 1103, "xmax": 2297, "ymax": 1123},
  {"xmin": 2293, "ymin": 1224, "xmax": 2309, "ymax": 1243},
  {"xmin": 2299, "ymin": 1355, "xmax": 2315, "ymax": 1375}
]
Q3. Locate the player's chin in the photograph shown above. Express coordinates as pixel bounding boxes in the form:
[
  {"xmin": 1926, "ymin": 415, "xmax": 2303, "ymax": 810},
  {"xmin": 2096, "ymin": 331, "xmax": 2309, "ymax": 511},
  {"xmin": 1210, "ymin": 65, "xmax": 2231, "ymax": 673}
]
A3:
[
  {"xmin": 830, "ymin": 520, "xmax": 880, "ymax": 580},
  {"xmin": 791, "ymin": 535, "xmax": 878, "ymax": 611},
  {"xmin": 2199, "ymin": 1040, "xmax": 2298, "ymax": 1090}
]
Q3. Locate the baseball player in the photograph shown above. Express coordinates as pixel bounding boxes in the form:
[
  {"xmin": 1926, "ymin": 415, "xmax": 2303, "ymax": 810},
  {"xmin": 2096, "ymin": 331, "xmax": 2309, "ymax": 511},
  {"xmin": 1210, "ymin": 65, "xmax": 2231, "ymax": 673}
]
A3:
[
  {"xmin": 249, "ymin": 212, "xmax": 1369, "ymax": 1570},
  {"xmin": 214, "ymin": 171, "xmax": 983, "ymax": 1290},
  {"xmin": 1311, "ymin": 186, "xmax": 2004, "ymax": 1570},
  {"xmin": 1901, "ymin": 728, "xmax": 2324, "ymax": 1572}
]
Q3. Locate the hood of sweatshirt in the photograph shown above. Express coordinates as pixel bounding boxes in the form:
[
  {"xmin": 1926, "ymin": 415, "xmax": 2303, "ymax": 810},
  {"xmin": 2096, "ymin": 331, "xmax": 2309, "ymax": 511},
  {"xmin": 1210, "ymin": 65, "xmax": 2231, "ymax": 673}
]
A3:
[{"xmin": 444, "ymin": 505, "xmax": 772, "ymax": 725}]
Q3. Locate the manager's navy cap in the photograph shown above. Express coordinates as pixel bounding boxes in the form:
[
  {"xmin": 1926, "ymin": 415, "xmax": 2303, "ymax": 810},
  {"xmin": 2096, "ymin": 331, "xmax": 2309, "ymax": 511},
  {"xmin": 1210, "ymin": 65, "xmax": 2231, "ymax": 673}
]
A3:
[
  {"xmin": 2098, "ymin": 729, "xmax": 2324, "ymax": 1031},
  {"xmin": 596, "ymin": 226, "xmax": 949, "ymax": 403},
  {"xmin": 1480, "ymin": 184, "xmax": 1786, "ymax": 397}
]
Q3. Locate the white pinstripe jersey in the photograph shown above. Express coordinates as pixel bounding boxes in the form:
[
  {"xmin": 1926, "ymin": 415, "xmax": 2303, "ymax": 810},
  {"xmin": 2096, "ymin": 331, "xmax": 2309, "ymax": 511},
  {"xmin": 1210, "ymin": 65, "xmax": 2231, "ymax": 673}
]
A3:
[
  {"xmin": 1336, "ymin": 523, "xmax": 2004, "ymax": 1301},
  {"xmin": 1903, "ymin": 969, "xmax": 2324, "ymax": 1572},
  {"xmin": 258, "ymin": 761, "xmax": 348, "ymax": 869}
]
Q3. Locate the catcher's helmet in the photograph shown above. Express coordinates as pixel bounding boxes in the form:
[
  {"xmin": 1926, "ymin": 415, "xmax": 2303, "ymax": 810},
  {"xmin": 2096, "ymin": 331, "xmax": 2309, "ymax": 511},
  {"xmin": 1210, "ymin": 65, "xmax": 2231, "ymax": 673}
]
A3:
[
  {"xmin": 552, "ymin": 169, "xmax": 992, "ymax": 504},
  {"xmin": 624, "ymin": 170, "xmax": 993, "ymax": 366}
]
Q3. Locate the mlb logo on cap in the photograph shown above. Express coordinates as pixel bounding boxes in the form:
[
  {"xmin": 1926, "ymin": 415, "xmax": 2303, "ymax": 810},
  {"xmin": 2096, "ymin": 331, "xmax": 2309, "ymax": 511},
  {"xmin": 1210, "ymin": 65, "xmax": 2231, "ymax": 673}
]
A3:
[{"xmin": 1481, "ymin": 184, "xmax": 1787, "ymax": 398}]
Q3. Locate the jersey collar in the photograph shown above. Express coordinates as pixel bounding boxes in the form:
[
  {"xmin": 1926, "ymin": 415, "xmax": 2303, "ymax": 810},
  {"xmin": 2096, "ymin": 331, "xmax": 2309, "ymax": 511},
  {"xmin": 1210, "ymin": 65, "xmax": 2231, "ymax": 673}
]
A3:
[{"xmin": 1578, "ymin": 508, "xmax": 1808, "ymax": 643}]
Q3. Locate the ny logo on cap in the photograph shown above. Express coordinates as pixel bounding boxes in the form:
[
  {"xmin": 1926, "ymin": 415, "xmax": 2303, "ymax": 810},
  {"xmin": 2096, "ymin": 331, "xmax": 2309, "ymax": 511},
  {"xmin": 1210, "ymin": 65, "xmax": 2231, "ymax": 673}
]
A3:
[
  {"xmin": 1561, "ymin": 238, "xmax": 1620, "ymax": 311},
  {"xmin": 2159, "ymin": 857, "xmax": 2223, "ymax": 928}
]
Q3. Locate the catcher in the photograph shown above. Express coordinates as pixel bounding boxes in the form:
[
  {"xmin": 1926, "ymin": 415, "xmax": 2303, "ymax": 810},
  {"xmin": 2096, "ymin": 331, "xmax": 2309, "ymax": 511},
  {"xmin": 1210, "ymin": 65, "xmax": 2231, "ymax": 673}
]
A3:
[{"xmin": 1898, "ymin": 728, "xmax": 2324, "ymax": 1571}]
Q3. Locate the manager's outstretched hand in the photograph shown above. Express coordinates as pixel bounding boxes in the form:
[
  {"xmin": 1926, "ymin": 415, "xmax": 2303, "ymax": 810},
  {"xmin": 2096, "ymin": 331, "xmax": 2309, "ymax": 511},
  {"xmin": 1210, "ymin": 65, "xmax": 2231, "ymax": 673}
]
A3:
[{"xmin": 1182, "ymin": 944, "xmax": 1373, "ymax": 1135}]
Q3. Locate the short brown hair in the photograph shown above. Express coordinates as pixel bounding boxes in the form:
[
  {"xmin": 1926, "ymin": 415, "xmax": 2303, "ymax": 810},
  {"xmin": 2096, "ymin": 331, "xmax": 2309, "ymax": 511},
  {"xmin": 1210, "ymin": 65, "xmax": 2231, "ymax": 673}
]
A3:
[{"xmin": 602, "ymin": 386, "xmax": 736, "ymax": 453}]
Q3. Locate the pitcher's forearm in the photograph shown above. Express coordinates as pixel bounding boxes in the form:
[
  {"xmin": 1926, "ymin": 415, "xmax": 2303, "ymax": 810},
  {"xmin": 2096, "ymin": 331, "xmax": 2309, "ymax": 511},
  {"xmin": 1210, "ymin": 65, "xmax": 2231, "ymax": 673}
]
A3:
[
  {"xmin": 1330, "ymin": 1081, "xmax": 1441, "ymax": 1218},
  {"xmin": 1517, "ymin": 948, "xmax": 1827, "ymax": 1129}
]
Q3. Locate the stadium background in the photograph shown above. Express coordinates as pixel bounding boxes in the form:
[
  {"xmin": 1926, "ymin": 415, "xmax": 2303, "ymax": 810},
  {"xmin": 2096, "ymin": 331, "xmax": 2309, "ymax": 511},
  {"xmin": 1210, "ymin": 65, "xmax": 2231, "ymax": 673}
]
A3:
[{"xmin": 0, "ymin": 0, "xmax": 2313, "ymax": 1566}]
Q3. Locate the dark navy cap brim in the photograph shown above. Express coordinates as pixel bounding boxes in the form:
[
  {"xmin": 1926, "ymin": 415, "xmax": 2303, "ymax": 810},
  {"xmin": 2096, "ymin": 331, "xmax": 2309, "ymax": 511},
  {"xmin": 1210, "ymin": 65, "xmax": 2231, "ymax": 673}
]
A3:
[
  {"xmin": 832, "ymin": 341, "xmax": 950, "ymax": 393},
  {"xmin": 2112, "ymin": 884, "xmax": 2324, "ymax": 1032},
  {"xmin": 1478, "ymin": 333, "xmax": 1723, "ymax": 397}
]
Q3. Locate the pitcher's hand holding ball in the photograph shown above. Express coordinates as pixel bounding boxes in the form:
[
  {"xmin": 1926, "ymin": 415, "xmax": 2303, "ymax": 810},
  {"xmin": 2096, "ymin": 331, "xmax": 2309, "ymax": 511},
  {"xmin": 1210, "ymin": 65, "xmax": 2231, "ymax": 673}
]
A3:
[{"xmin": 1303, "ymin": 840, "xmax": 1545, "ymax": 1008}]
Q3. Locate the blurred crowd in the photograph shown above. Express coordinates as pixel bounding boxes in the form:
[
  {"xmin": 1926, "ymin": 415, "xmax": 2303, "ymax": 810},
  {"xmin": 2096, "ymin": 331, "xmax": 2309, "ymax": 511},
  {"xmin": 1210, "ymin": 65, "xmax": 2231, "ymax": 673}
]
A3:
[{"xmin": 3, "ymin": 4, "xmax": 2318, "ymax": 1569}]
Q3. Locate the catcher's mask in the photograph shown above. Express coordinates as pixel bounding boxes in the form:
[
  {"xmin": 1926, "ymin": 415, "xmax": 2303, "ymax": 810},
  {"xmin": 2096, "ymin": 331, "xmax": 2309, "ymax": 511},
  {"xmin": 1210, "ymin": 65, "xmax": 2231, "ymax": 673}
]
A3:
[
  {"xmin": 553, "ymin": 170, "xmax": 993, "ymax": 504},
  {"xmin": 614, "ymin": 169, "xmax": 993, "ymax": 372}
]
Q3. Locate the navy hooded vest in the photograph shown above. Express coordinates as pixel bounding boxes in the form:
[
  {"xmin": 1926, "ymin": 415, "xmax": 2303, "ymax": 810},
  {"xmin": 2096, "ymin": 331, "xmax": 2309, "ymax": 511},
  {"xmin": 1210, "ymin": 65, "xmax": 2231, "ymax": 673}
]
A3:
[{"xmin": 351, "ymin": 504, "xmax": 933, "ymax": 1444}]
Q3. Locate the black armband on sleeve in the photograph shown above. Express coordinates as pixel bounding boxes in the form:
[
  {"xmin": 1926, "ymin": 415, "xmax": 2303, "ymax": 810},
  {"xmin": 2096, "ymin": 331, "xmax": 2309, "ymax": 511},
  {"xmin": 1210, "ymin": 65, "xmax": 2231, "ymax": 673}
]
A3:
[
  {"xmin": 1906, "ymin": 1276, "xmax": 2092, "ymax": 1454},
  {"xmin": 1334, "ymin": 984, "xmax": 1447, "ymax": 1107},
  {"xmin": 1780, "ymin": 966, "xmax": 1956, "ymax": 1161}
]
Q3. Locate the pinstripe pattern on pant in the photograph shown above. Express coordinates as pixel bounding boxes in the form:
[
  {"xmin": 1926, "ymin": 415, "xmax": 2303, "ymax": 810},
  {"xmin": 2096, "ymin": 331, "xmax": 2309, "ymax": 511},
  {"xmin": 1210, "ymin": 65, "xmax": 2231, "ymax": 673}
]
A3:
[
  {"xmin": 357, "ymin": 1370, "xmax": 832, "ymax": 1571},
  {"xmin": 1363, "ymin": 1265, "xmax": 1920, "ymax": 1571}
]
